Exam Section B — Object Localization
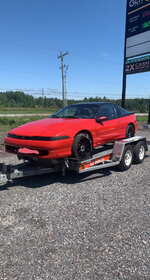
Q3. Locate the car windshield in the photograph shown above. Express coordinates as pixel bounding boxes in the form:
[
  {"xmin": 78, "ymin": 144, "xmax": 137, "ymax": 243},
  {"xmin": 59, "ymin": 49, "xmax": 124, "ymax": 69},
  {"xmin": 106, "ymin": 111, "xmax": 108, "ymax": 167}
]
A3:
[{"xmin": 50, "ymin": 104, "xmax": 99, "ymax": 119}]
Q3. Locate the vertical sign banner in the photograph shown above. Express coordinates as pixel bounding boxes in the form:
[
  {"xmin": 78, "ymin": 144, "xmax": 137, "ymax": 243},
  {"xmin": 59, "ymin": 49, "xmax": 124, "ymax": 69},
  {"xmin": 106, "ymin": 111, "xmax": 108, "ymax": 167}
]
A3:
[
  {"xmin": 122, "ymin": 0, "xmax": 150, "ymax": 107},
  {"xmin": 126, "ymin": 0, "xmax": 150, "ymax": 59}
]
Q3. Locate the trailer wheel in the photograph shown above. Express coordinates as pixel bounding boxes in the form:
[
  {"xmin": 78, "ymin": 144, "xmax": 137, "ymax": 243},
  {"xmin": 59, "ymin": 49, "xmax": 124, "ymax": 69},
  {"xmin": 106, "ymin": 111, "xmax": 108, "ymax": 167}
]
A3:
[
  {"xmin": 118, "ymin": 145, "xmax": 133, "ymax": 171},
  {"xmin": 72, "ymin": 133, "xmax": 92, "ymax": 160},
  {"xmin": 133, "ymin": 141, "xmax": 145, "ymax": 164}
]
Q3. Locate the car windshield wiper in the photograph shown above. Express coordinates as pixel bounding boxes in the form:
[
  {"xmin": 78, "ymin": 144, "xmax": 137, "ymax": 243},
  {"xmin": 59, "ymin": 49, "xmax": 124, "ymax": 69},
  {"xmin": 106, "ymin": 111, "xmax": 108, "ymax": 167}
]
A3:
[
  {"xmin": 63, "ymin": 116, "xmax": 81, "ymax": 119},
  {"xmin": 50, "ymin": 115, "xmax": 82, "ymax": 119},
  {"xmin": 50, "ymin": 114, "xmax": 60, "ymax": 118}
]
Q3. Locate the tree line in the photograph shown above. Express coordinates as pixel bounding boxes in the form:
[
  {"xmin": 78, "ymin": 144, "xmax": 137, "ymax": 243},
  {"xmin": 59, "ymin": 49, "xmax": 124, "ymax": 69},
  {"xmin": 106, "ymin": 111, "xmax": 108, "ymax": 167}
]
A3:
[{"xmin": 0, "ymin": 91, "xmax": 149, "ymax": 113}]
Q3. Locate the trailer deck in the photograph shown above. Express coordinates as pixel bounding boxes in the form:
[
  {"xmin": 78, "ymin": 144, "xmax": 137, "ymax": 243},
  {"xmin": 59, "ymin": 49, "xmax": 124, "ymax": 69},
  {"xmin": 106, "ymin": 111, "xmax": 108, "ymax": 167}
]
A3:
[{"xmin": 0, "ymin": 136, "xmax": 148, "ymax": 185}]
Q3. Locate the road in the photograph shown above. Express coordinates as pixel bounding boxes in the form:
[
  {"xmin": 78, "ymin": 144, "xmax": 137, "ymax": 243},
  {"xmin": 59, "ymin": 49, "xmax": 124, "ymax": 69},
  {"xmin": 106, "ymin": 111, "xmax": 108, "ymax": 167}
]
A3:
[
  {"xmin": 0, "ymin": 113, "xmax": 148, "ymax": 117},
  {"xmin": 0, "ymin": 129, "xmax": 150, "ymax": 280},
  {"xmin": 0, "ymin": 113, "xmax": 50, "ymax": 117}
]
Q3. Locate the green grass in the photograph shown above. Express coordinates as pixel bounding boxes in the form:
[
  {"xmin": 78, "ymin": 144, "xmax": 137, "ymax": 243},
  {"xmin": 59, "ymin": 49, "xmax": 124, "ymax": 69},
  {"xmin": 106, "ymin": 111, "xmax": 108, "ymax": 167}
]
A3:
[
  {"xmin": 136, "ymin": 116, "xmax": 148, "ymax": 122},
  {"xmin": 0, "ymin": 116, "xmax": 47, "ymax": 131},
  {"xmin": 0, "ymin": 114, "xmax": 148, "ymax": 132},
  {"xmin": 0, "ymin": 107, "xmax": 59, "ymax": 114}
]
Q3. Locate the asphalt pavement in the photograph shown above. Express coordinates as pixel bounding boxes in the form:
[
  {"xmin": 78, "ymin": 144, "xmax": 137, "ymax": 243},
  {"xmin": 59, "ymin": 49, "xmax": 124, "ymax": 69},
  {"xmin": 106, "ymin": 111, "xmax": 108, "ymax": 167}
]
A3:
[{"xmin": 0, "ymin": 128, "xmax": 150, "ymax": 280}]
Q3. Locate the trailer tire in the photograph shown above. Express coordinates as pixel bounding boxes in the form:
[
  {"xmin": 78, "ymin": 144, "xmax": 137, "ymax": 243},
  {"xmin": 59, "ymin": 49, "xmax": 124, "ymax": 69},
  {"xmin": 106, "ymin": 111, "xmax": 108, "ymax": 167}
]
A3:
[
  {"xmin": 133, "ymin": 141, "xmax": 145, "ymax": 164},
  {"xmin": 118, "ymin": 145, "xmax": 133, "ymax": 171},
  {"xmin": 72, "ymin": 133, "xmax": 92, "ymax": 160}
]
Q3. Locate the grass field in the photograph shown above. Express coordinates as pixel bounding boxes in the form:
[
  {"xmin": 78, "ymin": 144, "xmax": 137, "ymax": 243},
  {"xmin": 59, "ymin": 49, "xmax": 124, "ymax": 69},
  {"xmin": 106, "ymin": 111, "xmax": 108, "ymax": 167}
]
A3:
[
  {"xmin": 0, "ymin": 116, "xmax": 48, "ymax": 131},
  {"xmin": 136, "ymin": 116, "xmax": 148, "ymax": 122},
  {"xmin": 0, "ymin": 107, "xmax": 58, "ymax": 114},
  {"xmin": 0, "ymin": 114, "xmax": 148, "ymax": 132}
]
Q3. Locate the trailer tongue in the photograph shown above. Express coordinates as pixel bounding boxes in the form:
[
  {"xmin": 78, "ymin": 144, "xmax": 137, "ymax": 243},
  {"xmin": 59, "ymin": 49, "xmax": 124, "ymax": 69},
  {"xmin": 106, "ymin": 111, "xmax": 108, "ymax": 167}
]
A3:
[{"xmin": 0, "ymin": 136, "xmax": 148, "ymax": 185}]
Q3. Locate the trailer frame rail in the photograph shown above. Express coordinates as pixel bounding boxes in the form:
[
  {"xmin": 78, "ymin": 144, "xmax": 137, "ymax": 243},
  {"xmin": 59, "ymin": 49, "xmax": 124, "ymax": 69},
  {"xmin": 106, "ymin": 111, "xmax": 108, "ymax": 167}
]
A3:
[{"xmin": 0, "ymin": 136, "xmax": 148, "ymax": 184}]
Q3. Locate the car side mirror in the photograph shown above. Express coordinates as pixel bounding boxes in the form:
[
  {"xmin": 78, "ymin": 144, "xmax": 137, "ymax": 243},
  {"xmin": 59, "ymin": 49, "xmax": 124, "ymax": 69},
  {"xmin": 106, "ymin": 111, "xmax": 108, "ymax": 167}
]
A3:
[{"xmin": 96, "ymin": 116, "xmax": 108, "ymax": 122}]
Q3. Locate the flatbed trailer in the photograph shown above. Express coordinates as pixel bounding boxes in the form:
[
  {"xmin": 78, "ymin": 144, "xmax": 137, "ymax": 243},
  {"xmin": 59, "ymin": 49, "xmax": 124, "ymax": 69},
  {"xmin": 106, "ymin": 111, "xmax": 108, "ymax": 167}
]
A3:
[{"xmin": 0, "ymin": 136, "xmax": 148, "ymax": 185}]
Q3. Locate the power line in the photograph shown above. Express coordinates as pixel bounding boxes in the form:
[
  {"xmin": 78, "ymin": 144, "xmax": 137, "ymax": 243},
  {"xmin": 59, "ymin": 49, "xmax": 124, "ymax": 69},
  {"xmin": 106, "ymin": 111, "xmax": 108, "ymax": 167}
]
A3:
[{"xmin": 0, "ymin": 88, "xmax": 149, "ymax": 99}]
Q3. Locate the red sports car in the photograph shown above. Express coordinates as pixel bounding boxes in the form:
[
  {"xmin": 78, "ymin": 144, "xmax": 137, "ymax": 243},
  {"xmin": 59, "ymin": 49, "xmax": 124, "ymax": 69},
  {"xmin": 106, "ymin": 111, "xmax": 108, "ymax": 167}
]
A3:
[{"xmin": 5, "ymin": 102, "xmax": 137, "ymax": 161}]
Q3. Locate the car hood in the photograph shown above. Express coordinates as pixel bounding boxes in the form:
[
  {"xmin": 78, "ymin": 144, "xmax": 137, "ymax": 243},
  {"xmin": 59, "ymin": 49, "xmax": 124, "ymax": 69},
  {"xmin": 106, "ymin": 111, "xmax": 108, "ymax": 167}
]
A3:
[{"xmin": 8, "ymin": 118, "xmax": 91, "ymax": 137}]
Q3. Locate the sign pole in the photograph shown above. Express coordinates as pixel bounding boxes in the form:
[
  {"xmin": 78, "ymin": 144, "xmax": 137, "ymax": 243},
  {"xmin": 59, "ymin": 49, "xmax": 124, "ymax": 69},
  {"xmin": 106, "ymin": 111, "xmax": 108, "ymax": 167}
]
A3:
[
  {"xmin": 148, "ymin": 97, "xmax": 150, "ymax": 124},
  {"xmin": 121, "ymin": 70, "xmax": 127, "ymax": 109},
  {"xmin": 122, "ymin": 0, "xmax": 128, "ymax": 108}
]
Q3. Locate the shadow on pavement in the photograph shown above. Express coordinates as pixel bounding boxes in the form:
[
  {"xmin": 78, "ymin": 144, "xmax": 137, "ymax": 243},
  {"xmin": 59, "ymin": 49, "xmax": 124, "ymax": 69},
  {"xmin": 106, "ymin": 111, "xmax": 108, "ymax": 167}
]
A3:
[{"xmin": 0, "ymin": 167, "xmax": 112, "ymax": 191}]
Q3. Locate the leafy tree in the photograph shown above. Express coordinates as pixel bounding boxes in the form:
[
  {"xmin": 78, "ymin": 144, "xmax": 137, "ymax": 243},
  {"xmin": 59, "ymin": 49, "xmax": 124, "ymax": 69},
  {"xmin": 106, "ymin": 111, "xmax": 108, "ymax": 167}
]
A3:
[{"xmin": 0, "ymin": 91, "xmax": 149, "ymax": 113}]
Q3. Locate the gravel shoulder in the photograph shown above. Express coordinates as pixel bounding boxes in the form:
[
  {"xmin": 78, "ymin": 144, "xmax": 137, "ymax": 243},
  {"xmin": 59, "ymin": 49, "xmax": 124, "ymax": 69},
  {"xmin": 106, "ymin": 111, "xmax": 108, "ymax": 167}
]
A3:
[{"xmin": 0, "ymin": 128, "xmax": 150, "ymax": 280}]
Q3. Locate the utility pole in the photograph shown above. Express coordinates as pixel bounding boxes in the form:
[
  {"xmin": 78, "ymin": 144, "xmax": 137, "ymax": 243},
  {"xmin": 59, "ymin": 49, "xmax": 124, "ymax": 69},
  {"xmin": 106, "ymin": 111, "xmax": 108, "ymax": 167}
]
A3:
[
  {"xmin": 42, "ymin": 88, "xmax": 44, "ymax": 109},
  {"xmin": 58, "ymin": 51, "xmax": 68, "ymax": 107},
  {"xmin": 64, "ymin": 65, "xmax": 68, "ymax": 107},
  {"xmin": 64, "ymin": 76, "xmax": 67, "ymax": 107}
]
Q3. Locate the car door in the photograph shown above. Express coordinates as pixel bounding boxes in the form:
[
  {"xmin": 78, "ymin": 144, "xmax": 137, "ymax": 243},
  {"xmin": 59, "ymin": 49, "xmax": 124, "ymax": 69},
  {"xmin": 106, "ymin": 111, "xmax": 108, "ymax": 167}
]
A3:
[
  {"xmin": 114, "ymin": 104, "xmax": 132, "ymax": 135},
  {"xmin": 94, "ymin": 103, "xmax": 120, "ymax": 145}
]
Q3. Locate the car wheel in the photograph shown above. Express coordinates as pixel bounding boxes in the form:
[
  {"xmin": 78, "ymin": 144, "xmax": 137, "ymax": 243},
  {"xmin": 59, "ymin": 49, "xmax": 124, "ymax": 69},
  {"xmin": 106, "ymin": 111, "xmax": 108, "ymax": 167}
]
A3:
[
  {"xmin": 133, "ymin": 141, "xmax": 146, "ymax": 164},
  {"xmin": 118, "ymin": 145, "xmax": 133, "ymax": 171},
  {"xmin": 126, "ymin": 124, "xmax": 135, "ymax": 138},
  {"xmin": 72, "ymin": 133, "xmax": 92, "ymax": 161}
]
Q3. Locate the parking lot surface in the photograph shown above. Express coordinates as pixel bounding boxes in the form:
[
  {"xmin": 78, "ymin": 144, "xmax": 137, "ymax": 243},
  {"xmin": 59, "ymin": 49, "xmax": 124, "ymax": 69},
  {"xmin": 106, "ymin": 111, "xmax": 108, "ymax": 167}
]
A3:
[{"xmin": 0, "ymin": 129, "xmax": 150, "ymax": 280}]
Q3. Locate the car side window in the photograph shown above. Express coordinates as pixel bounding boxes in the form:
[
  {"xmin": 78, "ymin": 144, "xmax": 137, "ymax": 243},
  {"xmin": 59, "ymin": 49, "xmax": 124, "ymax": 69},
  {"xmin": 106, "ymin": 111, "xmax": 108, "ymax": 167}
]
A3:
[
  {"xmin": 116, "ymin": 105, "xmax": 128, "ymax": 117},
  {"xmin": 97, "ymin": 104, "xmax": 117, "ymax": 120}
]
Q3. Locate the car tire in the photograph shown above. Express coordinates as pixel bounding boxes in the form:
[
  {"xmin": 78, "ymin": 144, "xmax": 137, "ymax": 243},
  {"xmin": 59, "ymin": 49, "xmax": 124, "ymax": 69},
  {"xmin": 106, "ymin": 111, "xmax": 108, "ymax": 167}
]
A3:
[
  {"xmin": 118, "ymin": 145, "xmax": 133, "ymax": 171},
  {"xmin": 72, "ymin": 133, "xmax": 92, "ymax": 161},
  {"xmin": 133, "ymin": 141, "xmax": 146, "ymax": 164},
  {"xmin": 126, "ymin": 124, "xmax": 135, "ymax": 138}
]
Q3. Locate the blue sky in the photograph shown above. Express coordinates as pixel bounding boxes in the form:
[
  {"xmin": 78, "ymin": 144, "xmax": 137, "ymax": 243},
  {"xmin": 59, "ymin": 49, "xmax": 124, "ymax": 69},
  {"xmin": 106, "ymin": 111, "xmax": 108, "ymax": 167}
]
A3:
[{"xmin": 0, "ymin": 0, "xmax": 149, "ymax": 100}]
